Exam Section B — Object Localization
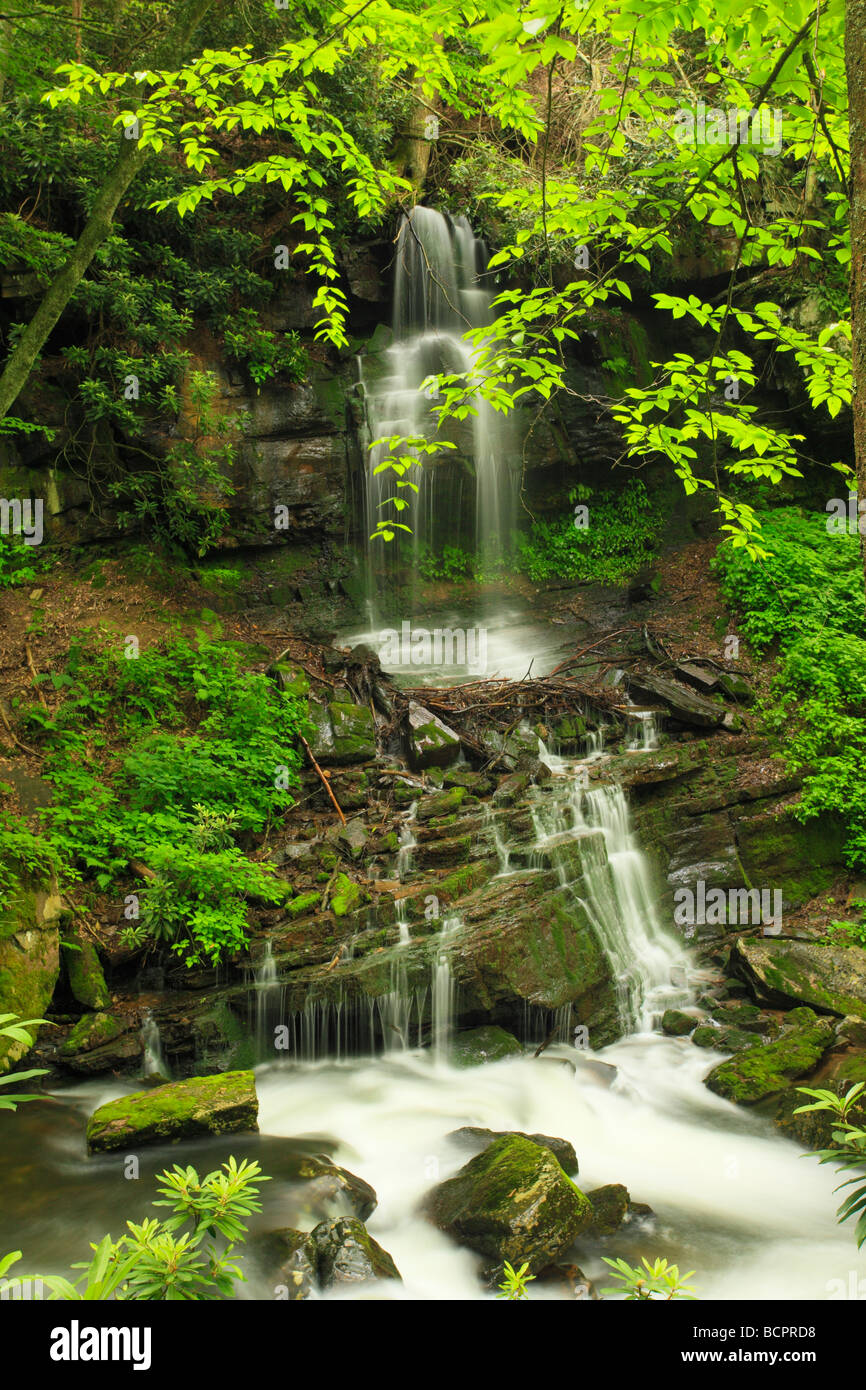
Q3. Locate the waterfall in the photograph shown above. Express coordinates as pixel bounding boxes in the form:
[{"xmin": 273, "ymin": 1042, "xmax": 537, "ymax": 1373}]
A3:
[
  {"xmin": 530, "ymin": 759, "xmax": 690, "ymax": 1032},
  {"xmin": 254, "ymin": 941, "xmax": 281, "ymax": 1054},
  {"xmin": 626, "ymin": 709, "xmax": 661, "ymax": 751},
  {"xmin": 397, "ymin": 802, "xmax": 418, "ymax": 880},
  {"xmin": 140, "ymin": 1009, "xmax": 168, "ymax": 1079},
  {"xmin": 358, "ymin": 206, "xmax": 517, "ymax": 615},
  {"xmin": 432, "ymin": 913, "xmax": 462, "ymax": 1061}
]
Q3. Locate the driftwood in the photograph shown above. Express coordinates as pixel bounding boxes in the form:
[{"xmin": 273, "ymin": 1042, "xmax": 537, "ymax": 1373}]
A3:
[{"xmin": 300, "ymin": 734, "xmax": 347, "ymax": 825}]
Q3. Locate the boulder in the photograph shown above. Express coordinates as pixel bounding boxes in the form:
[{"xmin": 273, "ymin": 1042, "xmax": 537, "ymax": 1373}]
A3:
[
  {"xmin": 733, "ymin": 937, "xmax": 866, "ymax": 1019},
  {"xmin": 626, "ymin": 673, "xmax": 725, "ymax": 728},
  {"xmin": 704, "ymin": 1009, "xmax": 836, "ymax": 1105},
  {"xmin": 406, "ymin": 702, "xmax": 461, "ymax": 769},
  {"xmin": 661, "ymin": 1009, "xmax": 697, "ymax": 1037},
  {"xmin": 290, "ymin": 1155, "xmax": 377, "ymax": 1221},
  {"xmin": 63, "ymin": 932, "xmax": 110, "ymax": 1010},
  {"xmin": 256, "ymin": 1228, "xmax": 316, "ymax": 1301},
  {"xmin": 416, "ymin": 786, "xmax": 467, "ymax": 823},
  {"xmin": 449, "ymin": 1127, "xmax": 578, "ymax": 1174},
  {"xmin": 58, "ymin": 1011, "xmax": 133, "ymax": 1060},
  {"xmin": 326, "ymin": 701, "xmax": 377, "ymax": 765},
  {"xmin": 586, "ymin": 1183, "xmax": 630, "ymax": 1235},
  {"xmin": 86, "ymin": 1070, "xmax": 258, "ymax": 1152},
  {"xmin": 451, "ymin": 1025, "xmax": 523, "ymax": 1067},
  {"xmin": 308, "ymin": 1217, "xmax": 401, "ymax": 1288},
  {"xmin": 423, "ymin": 1134, "xmax": 593, "ymax": 1277}
]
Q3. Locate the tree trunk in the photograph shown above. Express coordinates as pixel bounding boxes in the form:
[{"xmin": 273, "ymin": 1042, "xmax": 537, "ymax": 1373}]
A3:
[
  {"xmin": 846, "ymin": 0, "xmax": 866, "ymax": 580},
  {"xmin": 0, "ymin": 0, "xmax": 214, "ymax": 423}
]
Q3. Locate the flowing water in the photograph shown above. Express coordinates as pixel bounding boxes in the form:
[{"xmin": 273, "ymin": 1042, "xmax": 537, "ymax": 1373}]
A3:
[
  {"xmin": 357, "ymin": 207, "xmax": 518, "ymax": 621},
  {"xmin": 3, "ymin": 746, "xmax": 863, "ymax": 1301}
]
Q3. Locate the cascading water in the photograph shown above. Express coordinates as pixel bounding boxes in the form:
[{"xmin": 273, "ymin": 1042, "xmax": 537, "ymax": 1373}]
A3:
[
  {"xmin": 140, "ymin": 1009, "xmax": 168, "ymax": 1080},
  {"xmin": 357, "ymin": 206, "xmax": 518, "ymax": 617},
  {"xmin": 431, "ymin": 913, "xmax": 462, "ymax": 1062},
  {"xmin": 626, "ymin": 709, "xmax": 661, "ymax": 751}
]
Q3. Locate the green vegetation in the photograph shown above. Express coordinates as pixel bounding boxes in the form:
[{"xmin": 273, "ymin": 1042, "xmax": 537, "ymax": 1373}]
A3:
[
  {"xmin": 0, "ymin": 1015, "xmax": 49, "ymax": 1109},
  {"xmin": 602, "ymin": 1255, "xmax": 697, "ymax": 1301},
  {"xmin": 796, "ymin": 1084, "xmax": 866, "ymax": 1247},
  {"xmin": 715, "ymin": 508, "xmax": 866, "ymax": 870},
  {"xmin": 2, "ymin": 632, "xmax": 309, "ymax": 966},
  {"xmin": 496, "ymin": 1259, "xmax": 535, "ymax": 1300},
  {"xmin": 3, "ymin": 1158, "xmax": 268, "ymax": 1300}
]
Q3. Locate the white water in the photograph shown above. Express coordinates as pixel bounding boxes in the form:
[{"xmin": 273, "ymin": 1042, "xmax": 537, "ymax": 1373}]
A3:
[
  {"xmin": 358, "ymin": 207, "xmax": 518, "ymax": 619},
  {"xmin": 140, "ymin": 1009, "xmax": 168, "ymax": 1080},
  {"xmin": 626, "ymin": 709, "xmax": 661, "ymax": 751}
]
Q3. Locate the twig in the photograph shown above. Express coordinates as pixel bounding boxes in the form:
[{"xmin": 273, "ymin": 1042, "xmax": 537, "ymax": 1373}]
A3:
[
  {"xmin": 300, "ymin": 735, "xmax": 346, "ymax": 825},
  {"xmin": 24, "ymin": 642, "xmax": 48, "ymax": 708},
  {"xmin": 0, "ymin": 699, "xmax": 40, "ymax": 755}
]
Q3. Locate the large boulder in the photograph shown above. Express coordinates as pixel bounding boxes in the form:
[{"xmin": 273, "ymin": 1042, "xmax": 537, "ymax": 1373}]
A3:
[
  {"xmin": 733, "ymin": 937, "xmax": 866, "ymax": 1019},
  {"xmin": 86, "ymin": 1070, "xmax": 258, "ymax": 1152},
  {"xmin": 63, "ymin": 931, "xmax": 110, "ymax": 1010},
  {"xmin": 423, "ymin": 1134, "xmax": 594, "ymax": 1277},
  {"xmin": 308, "ymin": 1217, "xmax": 401, "ymax": 1288},
  {"xmin": 704, "ymin": 1008, "xmax": 836, "ymax": 1105}
]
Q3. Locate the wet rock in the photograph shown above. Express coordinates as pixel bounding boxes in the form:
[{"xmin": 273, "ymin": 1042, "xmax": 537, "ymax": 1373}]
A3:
[
  {"xmin": 733, "ymin": 937, "xmax": 866, "ymax": 1019},
  {"xmin": 308, "ymin": 1217, "xmax": 401, "ymax": 1288},
  {"xmin": 661, "ymin": 1009, "xmax": 697, "ymax": 1037},
  {"xmin": 536, "ymin": 1261, "xmax": 600, "ymax": 1298},
  {"xmin": 406, "ymin": 702, "xmax": 461, "ymax": 769},
  {"xmin": 290, "ymin": 1155, "xmax": 377, "ymax": 1221},
  {"xmin": 255, "ymin": 1228, "xmax": 316, "ymax": 1300},
  {"xmin": 86, "ymin": 1070, "xmax": 258, "ymax": 1152},
  {"xmin": 58, "ymin": 1011, "xmax": 132, "ymax": 1060},
  {"xmin": 451, "ymin": 1025, "xmax": 523, "ymax": 1066},
  {"xmin": 492, "ymin": 772, "xmax": 529, "ymax": 807},
  {"xmin": 625, "ymin": 673, "xmax": 725, "ymax": 728},
  {"xmin": 586, "ymin": 1183, "xmax": 630, "ymax": 1235},
  {"xmin": 449, "ymin": 1127, "xmax": 578, "ymax": 1174},
  {"xmin": 423, "ymin": 1134, "xmax": 594, "ymax": 1278},
  {"xmin": 704, "ymin": 1008, "xmax": 836, "ymax": 1105},
  {"xmin": 838, "ymin": 1016, "xmax": 866, "ymax": 1049}
]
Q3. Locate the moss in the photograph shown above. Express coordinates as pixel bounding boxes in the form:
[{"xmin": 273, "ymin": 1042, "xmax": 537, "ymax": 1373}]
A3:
[
  {"xmin": 452, "ymin": 1025, "xmax": 523, "ymax": 1067},
  {"xmin": 59, "ymin": 1011, "xmax": 127, "ymax": 1057},
  {"xmin": 288, "ymin": 891, "xmax": 320, "ymax": 919},
  {"xmin": 704, "ymin": 1012, "xmax": 835, "ymax": 1104},
  {"xmin": 330, "ymin": 873, "xmax": 367, "ymax": 918},
  {"xmin": 86, "ymin": 1070, "xmax": 259, "ymax": 1152},
  {"xmin": 63, "ymin": 934, "xmax": 110, "ymax": 1010}
]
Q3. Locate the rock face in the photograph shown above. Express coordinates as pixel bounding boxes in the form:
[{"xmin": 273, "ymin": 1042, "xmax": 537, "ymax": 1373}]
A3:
[
  {"xmin": 734, "ymin": 938, "xmax": 866, "ymax": 1019},
  {"xmin": 308, "ymin": 1217, "xmax": 401, "ymax": 1288},
  {"xmin": 63, "ymin": 931, "xmax": 110, "ymax": 1010},
  {"xmin": 423, "ymin": 1134, "xmax": 594, "ymax": 1277},
  {"xmin": 86, "ymin": 1070, "xmax": 259, "ymax": 1152},
  {"xmin": 703, "ymin": 1008, "xmax": 836, "ymax": 1105},
  {"xmin": 0, "ymin": 875, "xmax": 63, "ymax": 1071}
]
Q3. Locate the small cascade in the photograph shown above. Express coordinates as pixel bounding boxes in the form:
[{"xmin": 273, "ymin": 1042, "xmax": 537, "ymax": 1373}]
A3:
[
  {"xmin": 140, "ymin": 1009, "xmax": 168, "ymax": 1079},
  {"xmin": 626, "ymin": 709, "xmax": 661, "ymax": 751},
  {"xmin": 530, "ymin": 758, "xmax": 690, "ymax": 1032},
  {"xmin": 395, "ymin": 897, "xmax": 411, "ymax": 947},
  {"xmin": 397, "ymin": 802, "xmax": 418, "ymax": 880},
  {"xmin": 254, "ymin": 942, "xmax": 281, "ymax": 1054},
  {"xmin": 483, "ymin": 803, "xmax": 512, "ymax": 874},
  {"xmin": 431, "ymin": 913, "xmax": 462, "ymax": 1061},
  {"xmin": 358, "ymin": 206, "xmax": 518, "ymax": 617}
]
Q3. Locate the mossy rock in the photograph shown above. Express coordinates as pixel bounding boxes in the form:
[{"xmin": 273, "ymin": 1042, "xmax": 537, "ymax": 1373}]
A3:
[
  {"xmin": 448, "ymin": 1126, "xmax": 578, "ymax": 1174},
  {"xmin": 735, "ymin": 937, "xmax": 866, "ymax": 1019},
  {"xmin": 692, "ymin": 1025, "xmax": 720, "ymax": 1049},
  {"xmin": 704, "ymin": 1010, "xmax": 836, "ymax": 1105},
  {"xmin": 330, "ymin": 873, "xmax": 367, "ymax": 918},
  {"xmin": 86, "ymin": 1070, "xmax": 258, "ymax": 1152},
  {"xmin": 63, "ymin": 933, "xmax": 110, "ymax": 1010},
  {"xmin": 59, "ymin": 1011, "xmax": 128, "ymax": 1058},
  {"xmin": 326, "ymin": 701, "xmax": 376, "ymax": 765},
  {"xmin": 287, "ymin": 891, "xmax": 320, "ymax": 919},
  {"xmin": 451, "ymin": 1025, "xmax": 523, "ymax": 1067},
  {"xmin": 272, "ymin": 662, "xmax": 310, "ymax": 699},
  {"xmin": 416, "ymin": 786, "xmax": 467, "ymax": 823},
  {"xmin": 0, "ymin": 877, "xmax": 63, "ymax": 1071},
  {"xmin": 308, "ymin": 1217, "xmax": 401, "ymax": 1287},
  {"xmin": 661, "ymin": 1009, "xmax": 697, "ymax": 1036},
  {"xmin": 423, "ymin": 1134, "xmax": 594, "ymax": 1277}
]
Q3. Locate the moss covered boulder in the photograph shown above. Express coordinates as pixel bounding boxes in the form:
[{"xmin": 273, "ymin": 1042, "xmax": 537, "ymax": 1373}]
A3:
[
  {"xmin": 734, "ymin": 937, "xmax": 866, "ymax": 1019},
  {"xmin": 63, "ymin": 933, "xmax": 110, "ymax": 1010},
  {"xmin": 586, "ymin": 1183, "xmax": 630, "ymax": 1235},
  {"xmin": 704, "ymin": 1009, "xmax": 836, "ymax": 1105},
  {"xmin": 661, "ymin": 1009, "xmax": 697, "ymax": 1037},
  {"xmin": 449, "ymin": 1127, "xmax": 578, "ymax": 1174},
  {"xmin": 406, "ymin": 701, "xmax": 461, "ymax": 770},
  {"xmin": 330, "ymin": 873, "xmax": 367, "ymax": 917},
  {"xmin": 451, "ymin": 1025, "xmax": 523, "ymax": 1067},
  {"xmin": 308, "ymin": 1217, "xmax": 401, "ymax": 1288},
  {"xmin": 326, "ymin": 701, "xmax": 376, "ymax": 765},
  {"xmin": 59, "ymin": 1011, "xmax": 134, "ymax": 1062},
  {"xmin": 86, "ymin": 1070, "xmax": 258, "ymax": 1152},
  {"xmin": 423, "ymin": 1134, "xmax": 594, "ymax": 1276}
]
